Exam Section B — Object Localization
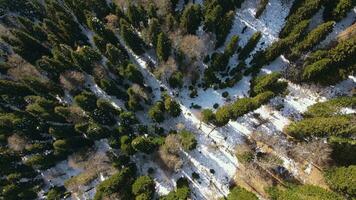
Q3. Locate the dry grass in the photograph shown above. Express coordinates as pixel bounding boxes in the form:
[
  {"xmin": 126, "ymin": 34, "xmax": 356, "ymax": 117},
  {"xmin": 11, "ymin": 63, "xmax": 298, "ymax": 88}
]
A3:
[{"xmin": 337, "ymin": 23, "xmax": 356, "ymax": 42}]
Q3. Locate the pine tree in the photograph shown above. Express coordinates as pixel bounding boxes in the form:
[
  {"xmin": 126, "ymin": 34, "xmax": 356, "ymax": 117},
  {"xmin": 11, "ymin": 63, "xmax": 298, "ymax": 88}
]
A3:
[
  {"xmin": 156, "ymin": 32, "xmax": 171, "ymax": 62},
  {"xmin": 180, "ymin": 4, "xmax": 202, "ymax": 34},
  {"xmin": 120, "ymin": 19, "xmax": 145, "ymax": 55},
  {"xmin": 3, "ymin": 29, "xmax": 50, "ymax": 64}
]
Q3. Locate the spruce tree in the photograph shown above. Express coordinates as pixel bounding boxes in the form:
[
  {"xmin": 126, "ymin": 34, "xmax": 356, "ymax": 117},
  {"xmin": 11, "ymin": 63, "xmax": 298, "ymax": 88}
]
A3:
[{"xmin": 156, "ymin": 32, "xmax": 171, "ymax": 62}]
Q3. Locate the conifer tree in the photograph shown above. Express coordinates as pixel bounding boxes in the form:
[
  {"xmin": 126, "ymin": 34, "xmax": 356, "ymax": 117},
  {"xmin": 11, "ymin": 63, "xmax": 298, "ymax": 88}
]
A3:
[
  {"xmin": 180, "ymin": 4, "xmax": 202, "ymax": 34},
  {"xmin": 156, "ymin": 32, "xmax": 171, "ymax": 62}
]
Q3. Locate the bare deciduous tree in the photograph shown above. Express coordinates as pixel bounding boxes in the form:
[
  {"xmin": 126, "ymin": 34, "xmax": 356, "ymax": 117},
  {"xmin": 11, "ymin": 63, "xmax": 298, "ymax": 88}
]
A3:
[
  {"xmin": 60, "ymin": 70, "xmax": 85, "ymax": 92},
  {"xmin": 156, "ymin": 134, "xmax": 183, "ymax": 172},
  {"xmin": 7, "ymin": 133, "xmax": 27, "ymax": 152}
]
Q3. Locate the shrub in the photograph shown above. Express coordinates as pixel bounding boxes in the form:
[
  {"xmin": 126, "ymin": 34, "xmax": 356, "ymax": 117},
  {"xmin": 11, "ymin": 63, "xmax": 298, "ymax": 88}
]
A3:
[
  {"xmin": 325, "ymin": 165, "xmax": 356, "ymax": 196},
  {"xmin": 179, "ymin": 130, "xmax": 197, "ymax": 151},
  {"xmin": 222, "ymin": 91, "xmax": 229, "ymax": 98},
  {"xmin": 285, "ymin": 115, "xmax": 355, "ymax": 140},
  {"xmin": 227, "ymin": 186, "xmax": 258, "ymax": 200},
  {"xmin": 132, "ymin": 176, "xmax": 155, "ymax": 199},
  {"xmin": 236, "ymin": 143, "xmax": 255, "ymax": 164}
]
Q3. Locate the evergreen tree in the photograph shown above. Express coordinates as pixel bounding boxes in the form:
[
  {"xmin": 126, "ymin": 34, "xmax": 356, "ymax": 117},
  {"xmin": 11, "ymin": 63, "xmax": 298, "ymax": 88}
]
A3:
[
  {"xmin": 2, "ymin": 29, "xmax": 50, "ymax": 64},
  {"xmin": 120, "ymin": 19, "xmax": 145, "ymax": 55},
  {"xmin": 180, "ymin": 4, "xmax": 202, "ymax": 34},
  {"xmin": 156, "ymin": 32, "xmax": 171, "ymax": 62}
]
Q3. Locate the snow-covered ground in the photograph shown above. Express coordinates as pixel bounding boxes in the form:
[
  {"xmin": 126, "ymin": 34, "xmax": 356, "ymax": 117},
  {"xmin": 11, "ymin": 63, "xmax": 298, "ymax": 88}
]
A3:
[{"xmin": 38, "ymin": 1, "xmax": 356, "ymax": 199}]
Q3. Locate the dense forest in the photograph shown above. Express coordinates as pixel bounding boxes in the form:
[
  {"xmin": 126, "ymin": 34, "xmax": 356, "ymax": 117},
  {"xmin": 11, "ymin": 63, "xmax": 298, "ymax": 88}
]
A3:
[{"xmin": 0, "ymin": 0, "xmax": 355, "ymax": 199}]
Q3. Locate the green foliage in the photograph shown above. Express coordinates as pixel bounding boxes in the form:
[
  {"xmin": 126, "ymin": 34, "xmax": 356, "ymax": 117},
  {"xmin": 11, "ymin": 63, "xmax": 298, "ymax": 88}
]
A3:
[
  {"xmin": 2, "ymin": 29, "xmax": 50, "ymax": 64},
  {"xmin": 324, "ymin": 0, "xmax": 354, "ymax": 22},
  {"xmin": 105, "ymin": 43, "xmax": 129, "ymax": 65},
  {"xmin": 72, "ymin": 46, "xmax": 101, "ymax": 72},
  {"xmin": 302, "ymin": 58, "xmax": 333, "ymax": 81},
  {"xmin": 53, "ymin": 137, "xmax": 91, "ymax": 156},
  {"xmin": 164, "ymin": 96, "xmax": 181, "ymax": 117},
  {"xmin": 127, "ymin": 4, "xmax": 147, "ymax": 28},
  {"xmin": 289, "ymin": 21, "xmax": 334, "ymax": 60},
  {"xmin": 149, "ymin": 101, "xmax": 165, "ymax": 123},
  {"xmin": 42, "ymin": 1, "xmax": 88, "ymax": 47},
  {"xmin": 169, "ymin": 71, "xmax": 184, "ymax": 88},
  {"xmin": 180, "ymin": 4, "xmax": 202, "ymax": 34},
  {"xmin": 225, "ymin": 35, "xmax": 240, "ymax": 56},
  {"xmin": 49, "ymin": 124, "xmax": 76, "ymax": 139},
  {"xmin": 132, "ymin": 176, "xmax": 155, "ymax": 199},
  {"xmin": 0, "ymin": 80, "xmax": 33, "ymax": 97},
  {"xmin": 203, "ymin": 1, "xmax": 236, "ymax": 47},
  {"xmin": 120, "ymin": 111, "xmax": 138, "ymax": 127},
  {"xmin": 131, "ymin": 136, "xmax": 156, "ymax": 154},
  {"xmin": 201, "ymin": 109, "xmax": 216, "ymax": 124},
  {"xmin": 179, "ymin": 130, "xmax": 197, "ymax": 151},
  {"xmin": 25, "ymin": 153, "xmax": 57, "ymax": 170},
  {"xmin": 74, "ymin": 91, "xmax": 98, "ymax": 112},
  {"xmin": 120, "ymin": 135, "xmax": 135, "ymax": 155},
  {"xmin": 238, "ymin": 32, "xmax": 262, "ymax": 61},
  {"xmin": 94, "ymin": 168, "xmax": 135, "ymax": 200},
  {"xmin": 285, "ymin": 115, "xmax": 355, "ymax": 140},
  {"xmin": 268, "ymin": 184, "xmax": 344, "ymax": 200},
  {"xmin": 25, "ymin": 96, "xmax": 62, "ymax": 122},
  {"xmin": 156, "ymin": 32, "xmax": 171, "ymax": 62},
  {"xmin": 125, "ymin": 64, "xmax": 144, "ymax": 85},
  {"xmin": 214, "ymin": 91, "xmax": 275, "ymax": 126},
  {"xmin": 302, "ymin": 36, "xmax": 356, "ymax": 84},
  {"xmin": 280, "ymin": 0, "xmax": 325, "ymax": 38},
  {"xmin": 145, "ymin": 18, "xmax": 160, "ymax": 47},
  {"xmin": 250, "ymin": 72, "xmax": 287, "ymax": 96},
  {"xmin": 47, "ymin": 186, "xmax": 66, "ymax": 200},
  {"xmin": 120, "ymin": 19, "xmax": 145, "ymax": 55},
  {"xmin": 325, "ymin": 165, "xmax": 356, "ymax": 196},
  {"xmin": 211, "ymin": 53, "xmax": 230, "ymax": 73},
  {"xmin": 304, "ymin": 96, "xmax": 356, "ymax": 118},
  {"xmin": 330, "ymin": 138, "xmax": 356, "ymax": 166},
  {"xmin": 248, "ymin": 20, "xmax": 310, "ymax": 75},
  {"xmin": 226, "ymin": 186, "xmax": 258, "ymax": 200},
  {"xmin": 255, "ymin": 0, "xmax": 269, "ymax": 18},
  {"xmin": 161, "ymin": 178, "xmax": 190, "ymax": 200}
]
